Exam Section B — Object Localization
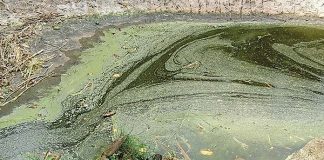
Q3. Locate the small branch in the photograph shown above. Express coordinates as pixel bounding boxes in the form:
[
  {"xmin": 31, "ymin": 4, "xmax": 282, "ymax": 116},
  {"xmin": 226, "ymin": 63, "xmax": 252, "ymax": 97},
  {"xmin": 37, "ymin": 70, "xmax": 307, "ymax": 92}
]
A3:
[{"xmin": 177, "ymin": 141, "xmax": 191, "ymax": 160}]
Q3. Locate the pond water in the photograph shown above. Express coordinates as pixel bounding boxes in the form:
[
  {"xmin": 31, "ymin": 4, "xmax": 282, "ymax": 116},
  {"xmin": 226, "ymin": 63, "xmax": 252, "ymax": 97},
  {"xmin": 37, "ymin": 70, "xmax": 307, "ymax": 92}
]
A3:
[
  {"xmin": 0, "ymin": 20, "xmax": 323, "ymax": 160},
  {"xmin": 106, "ymin": 24, "xmax": 324, "ymax": 160}
]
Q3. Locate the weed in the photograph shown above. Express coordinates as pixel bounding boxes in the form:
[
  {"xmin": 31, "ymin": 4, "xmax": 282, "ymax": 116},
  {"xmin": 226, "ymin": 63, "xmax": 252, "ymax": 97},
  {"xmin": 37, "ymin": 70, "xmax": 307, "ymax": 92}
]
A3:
[{"xmin": 103, "ymin": 135, "xmax": 150, "ymax": 160}]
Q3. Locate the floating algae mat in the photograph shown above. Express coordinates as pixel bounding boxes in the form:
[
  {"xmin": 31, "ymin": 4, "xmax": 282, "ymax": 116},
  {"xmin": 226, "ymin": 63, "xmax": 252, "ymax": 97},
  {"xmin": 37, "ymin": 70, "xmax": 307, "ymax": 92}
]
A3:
[{"xmin": 1, "ymin": 21, "xmax": 324, "ymax": 160}]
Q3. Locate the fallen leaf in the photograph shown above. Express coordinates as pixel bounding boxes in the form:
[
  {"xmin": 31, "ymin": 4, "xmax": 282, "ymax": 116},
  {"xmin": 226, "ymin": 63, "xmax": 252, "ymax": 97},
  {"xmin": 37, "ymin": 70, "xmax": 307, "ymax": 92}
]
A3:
[{"xmin": 200, "ymin": 149, "xmax": 213, "ymax": 156}]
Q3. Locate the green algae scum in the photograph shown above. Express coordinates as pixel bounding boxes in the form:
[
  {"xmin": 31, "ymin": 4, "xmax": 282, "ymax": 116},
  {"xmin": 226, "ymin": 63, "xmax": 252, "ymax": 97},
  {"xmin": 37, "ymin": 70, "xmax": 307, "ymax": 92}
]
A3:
[{"xmin": 0, "ymin": 19, "xmax": 324, "ymax": 160}]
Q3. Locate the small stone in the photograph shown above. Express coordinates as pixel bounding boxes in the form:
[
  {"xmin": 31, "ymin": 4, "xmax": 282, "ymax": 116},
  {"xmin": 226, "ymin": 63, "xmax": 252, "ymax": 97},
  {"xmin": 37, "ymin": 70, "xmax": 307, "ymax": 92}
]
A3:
[{"xmin": 286, "ymin": 138, "xmax": 324, "ymax": 160}]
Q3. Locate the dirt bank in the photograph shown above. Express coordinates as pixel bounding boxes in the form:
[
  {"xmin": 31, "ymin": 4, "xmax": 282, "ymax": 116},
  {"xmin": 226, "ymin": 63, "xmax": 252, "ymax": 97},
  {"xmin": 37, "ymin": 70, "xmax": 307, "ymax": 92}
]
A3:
[{"xmin": 1, "ymin": 0, "xmax": 324, "ymax": 27}]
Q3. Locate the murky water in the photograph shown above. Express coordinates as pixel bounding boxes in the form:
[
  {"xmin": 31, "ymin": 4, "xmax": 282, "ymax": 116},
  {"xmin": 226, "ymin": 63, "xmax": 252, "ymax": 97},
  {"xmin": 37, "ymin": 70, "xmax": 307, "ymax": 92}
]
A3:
[
  {"xmin": 0, "ymin": 20, "xmax": 323, "ymax": 160},
  {"xmin": 106, "ymin": 25, "xmax": 324, "ymax": 159}
]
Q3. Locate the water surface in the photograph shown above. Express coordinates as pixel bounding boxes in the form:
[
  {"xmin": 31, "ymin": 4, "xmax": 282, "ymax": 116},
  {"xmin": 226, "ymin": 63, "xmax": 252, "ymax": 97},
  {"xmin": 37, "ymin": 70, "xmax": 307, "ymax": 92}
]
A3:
[{"xmin": 106, "ymin": 24, "xmax": 324, "ymax": 160}]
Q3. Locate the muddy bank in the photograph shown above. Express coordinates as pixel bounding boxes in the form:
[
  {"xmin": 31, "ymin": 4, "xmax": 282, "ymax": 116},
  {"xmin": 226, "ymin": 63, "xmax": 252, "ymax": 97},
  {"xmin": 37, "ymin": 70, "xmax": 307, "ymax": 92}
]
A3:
[
  {"xmin": 0, "ymin": 13, "xmax": 323, "ymax": 159},
  {"xmin": 1, "ymin": 0, "xmax": 324, "ymax": 28}
]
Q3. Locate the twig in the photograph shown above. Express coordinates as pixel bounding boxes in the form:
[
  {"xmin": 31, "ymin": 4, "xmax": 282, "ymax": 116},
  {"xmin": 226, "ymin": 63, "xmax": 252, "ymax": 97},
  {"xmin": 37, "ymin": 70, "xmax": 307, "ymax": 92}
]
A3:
[
  {"xmin": 233, "ymin": 137, "xmax": 249, "ymax": 150},
  {"xmin": 102, "ymin": 111, "xmax": 116, "ymax": 118},
  {"xmin": 43, "ymin": 151, "xmax": 50, "ymax": 160},
  {"xmin": 176, "ymin": 141, "xmax": 191, "ymax": 160},
  {"xmin": 2, "ymin": 49, "xmax": 44, "ymax": 77}
]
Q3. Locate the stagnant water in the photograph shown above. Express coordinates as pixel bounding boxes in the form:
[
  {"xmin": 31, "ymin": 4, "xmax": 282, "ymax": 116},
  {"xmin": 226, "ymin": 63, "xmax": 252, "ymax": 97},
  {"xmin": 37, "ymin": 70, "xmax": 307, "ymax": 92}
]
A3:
[
  {"xmin": 0, "ymin": 21, "xmax": 324, "ymax": 160},
  {"xmin": 105, "ymin": 25, "xmax": 324, "ymax": 160}
]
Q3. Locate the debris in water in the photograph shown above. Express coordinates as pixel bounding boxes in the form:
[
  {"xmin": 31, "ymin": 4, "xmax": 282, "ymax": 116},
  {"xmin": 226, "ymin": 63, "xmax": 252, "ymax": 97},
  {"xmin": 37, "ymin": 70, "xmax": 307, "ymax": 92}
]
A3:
[
  {"xmin": 71, "ymin": 81, "xmax": 92, "ymax": 96},
  {"xmin": 101, "ymin": 137, "xmax": 125, "ymax": 160},
  {"xmin": 182, "ymin": 61, "xmax": 200, "ymax": 69},
  {"xmin": 200, "ymin": 149, "xmax": 213, "ymax": 156},
  {"xmin": 102, "ymin": 111, "xmax": 116, "ymax": 118},
  {"xmin": 294, "ymin": 135, "xmax": 306, "ymax": 141},
  {"xmin": 233, "ymin": 137, "xmax": 249, "ymax": 150},
  {"xmin": 268, "ymin": 135, "xmax": 273, "ymax": 149},
  {"xmin": 28, "ymin": 103, "xmax": 38, "ymax": 109},
  {"xmin": 112, "ymin": 73, "xmax": 122, "ymax": 78},
  {"xmin": 177, "ymin": 141, "xmax": 191, "ymax": 160},
  {"xmin": 117, "ymin": 1, "xmax": 130, "ymax": 8},
  {"xmin": 265, "ymin": 82, "xmax": 274, "ymax": 88},
  {"xmin": 43, "ymin": 151, "xmax": 61, "ymax": 160}
]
